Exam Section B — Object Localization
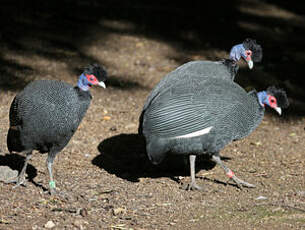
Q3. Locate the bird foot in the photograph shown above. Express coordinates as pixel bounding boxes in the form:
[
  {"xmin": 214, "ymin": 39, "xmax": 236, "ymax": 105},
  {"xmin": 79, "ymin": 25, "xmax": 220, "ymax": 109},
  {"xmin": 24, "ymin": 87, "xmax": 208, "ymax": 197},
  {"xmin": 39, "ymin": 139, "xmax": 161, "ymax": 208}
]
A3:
[
  {"xmin": 181, "ymin": 181, "xmax": 204, "ymax": 191},
  {"xmin": 5, "ymin": 176, "xmax": 27, "ymax": 188},
  {"xmin": 43, "ymin": 187, "xmax": 57, "ymax": 195},
  {"xmin": 50, "ymin": 187, "xmax": 57, "ymax": 196},
  {"xmin": 229, "ymin": 175, "xmax": 255, "ymax": 189}
]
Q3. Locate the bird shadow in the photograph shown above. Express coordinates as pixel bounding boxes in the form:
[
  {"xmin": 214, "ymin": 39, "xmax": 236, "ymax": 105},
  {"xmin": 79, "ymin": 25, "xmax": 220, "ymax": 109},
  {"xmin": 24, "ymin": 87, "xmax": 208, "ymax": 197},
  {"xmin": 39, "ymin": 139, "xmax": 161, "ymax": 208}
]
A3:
[
  {"xmin": 0, "ymin": 153, "xmax": 48, "ymax": 191},
  {"xmin": 92, "ymin": 133, "xmax": 218, "ymax": 183},
  {"xmin": 201, "ymin": 177, "xmax": 240, "ymax": 189},
  {"xmin": 0, "ymin": 153, "xmax": 37, "ymax": 181}
]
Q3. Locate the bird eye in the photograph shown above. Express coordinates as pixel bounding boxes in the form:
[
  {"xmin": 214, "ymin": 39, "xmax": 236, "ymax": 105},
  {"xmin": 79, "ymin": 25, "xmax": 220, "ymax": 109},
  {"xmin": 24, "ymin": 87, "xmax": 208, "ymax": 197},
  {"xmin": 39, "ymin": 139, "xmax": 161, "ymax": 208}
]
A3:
[
  {"xmin": 90, "ymin": 77, "xmax": 94, "ymax": 81},
  {"xmin": 268, "ymin": 96, "xmax": 277, "ymax": 107}
]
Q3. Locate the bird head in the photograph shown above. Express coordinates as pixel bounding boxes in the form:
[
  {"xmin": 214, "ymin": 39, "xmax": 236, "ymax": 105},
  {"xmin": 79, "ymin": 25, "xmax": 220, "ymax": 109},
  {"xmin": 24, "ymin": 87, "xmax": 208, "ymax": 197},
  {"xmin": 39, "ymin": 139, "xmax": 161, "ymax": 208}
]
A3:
[
  {"xmin": 257, "ymin": 86, "xmax": 289, "ymax": 115},
  {"xmin": 78, "ymin": 64, "xmax": 107, "ymax": 90},
  {"xmin": 229, "ymin": 38, "xmax": 263, "ymax": 69}
]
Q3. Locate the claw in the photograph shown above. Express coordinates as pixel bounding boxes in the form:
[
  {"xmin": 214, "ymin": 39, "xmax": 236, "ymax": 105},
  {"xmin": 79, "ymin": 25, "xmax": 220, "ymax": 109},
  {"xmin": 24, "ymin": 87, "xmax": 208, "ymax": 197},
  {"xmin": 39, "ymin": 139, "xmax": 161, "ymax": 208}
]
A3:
[
  {"xmin": 231, "ymin": 175, "xmax": 255, "ymax": 188},
  {"xmin": 181, "ymin": 181, "xmax": 203, "ymax": 191},
  {"xmin": 49, "ymin": 187, "xmax": 56, "ymax": 196},
  {"xmin": 6, "ymin": 176, "xmax": 27, "ymax": 188}
]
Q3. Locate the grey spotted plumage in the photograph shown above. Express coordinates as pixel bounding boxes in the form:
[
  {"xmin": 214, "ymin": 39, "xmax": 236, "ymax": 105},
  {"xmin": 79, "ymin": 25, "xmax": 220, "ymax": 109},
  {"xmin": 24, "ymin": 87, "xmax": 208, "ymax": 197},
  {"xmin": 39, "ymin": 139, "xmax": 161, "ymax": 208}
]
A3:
[
  {"xmin": 7, "ymin": 63, "xmax": 107, "ymax": 194},
  {"xmin": 140, "ymin": 76, "xmax": 288, "ymax": 190}
]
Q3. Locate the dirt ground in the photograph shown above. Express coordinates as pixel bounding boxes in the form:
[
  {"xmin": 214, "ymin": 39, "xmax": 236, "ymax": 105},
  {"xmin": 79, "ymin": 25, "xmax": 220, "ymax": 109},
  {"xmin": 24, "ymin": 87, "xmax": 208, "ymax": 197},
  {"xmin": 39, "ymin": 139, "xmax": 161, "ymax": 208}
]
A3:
[{"xmin": 0, "ymin": 1, "xmax": 305, "ymax": 229}]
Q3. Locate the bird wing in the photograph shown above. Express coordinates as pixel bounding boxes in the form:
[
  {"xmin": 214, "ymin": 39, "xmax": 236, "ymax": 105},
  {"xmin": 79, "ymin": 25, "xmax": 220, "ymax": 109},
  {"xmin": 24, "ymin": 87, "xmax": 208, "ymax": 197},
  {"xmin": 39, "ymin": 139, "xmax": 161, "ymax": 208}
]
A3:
[
  {"xmin": 143, "ymin": 78, "xmax": 245, "ymax": 139},
  {"xmin": 9, "ymin": 96, "xmax": 22, "ymax": 128},
  {"xmin": 142, "ymin": 61, "xmax": 233, "ymax": 112}
]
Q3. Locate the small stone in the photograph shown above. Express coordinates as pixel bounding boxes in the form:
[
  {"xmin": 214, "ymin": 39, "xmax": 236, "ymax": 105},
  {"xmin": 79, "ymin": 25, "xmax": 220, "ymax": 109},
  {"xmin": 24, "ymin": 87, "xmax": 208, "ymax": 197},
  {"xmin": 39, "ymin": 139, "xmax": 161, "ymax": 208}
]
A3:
[
  {"xmin": 110, "ymin": 126, "xmax": 117, "ymax": 131},
  {"xmin": 113, "ymin": 207, "xmax": 126, "ymax": 216},
  {"xmin": 255, "ymin": 141, "xmax": 262, "ymax": 146},
  {"xmin": 0, "ymin": 166, "xmax": 18, "ymax": 182},
  {"xmin": 297, "ymin": 191, "xmax": 305, "ymax": 197},
  {"xmin": 73, "ymin": 219, "xmax": 84, "ymax": 230},
  {"xmin": 44, "ymin": 220, "xmax": 55, "ymax": 229},
  {"xmin": 273, "ymin": 191, "xmax": 280, "ymax": 197},
  {"xmin": 272, "ymin": 207, "xmax": 284, "ymax": 212},
  {"xmin": 125, "ymin": 123, "xmax": 136, "ymax": 129},
  {"xmin": 80, "ymin": 208, "xmax": 88, "ymax": 217},
  {"xmin": 103, "ymin": 116, "xmax": 111, "ymax": 121},
  {"xmin": 256, "ymin": 196, "xmax": 268, "ymax": 200}
]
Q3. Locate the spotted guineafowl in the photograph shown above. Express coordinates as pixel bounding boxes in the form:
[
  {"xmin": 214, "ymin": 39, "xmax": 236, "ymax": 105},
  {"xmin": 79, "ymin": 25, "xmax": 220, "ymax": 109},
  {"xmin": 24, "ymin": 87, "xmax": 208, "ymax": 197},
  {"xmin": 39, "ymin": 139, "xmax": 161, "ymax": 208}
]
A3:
[
  {"xmin": 141, "ymin": 77, "xmax": 288, "ymax": 190},
  {"xmin": 7, "ymin": 64, "xmax": 107, "ymax": 194},
  {"xmin": 139, "ymin": 38, "xmax": 262, "ymax": 134}
]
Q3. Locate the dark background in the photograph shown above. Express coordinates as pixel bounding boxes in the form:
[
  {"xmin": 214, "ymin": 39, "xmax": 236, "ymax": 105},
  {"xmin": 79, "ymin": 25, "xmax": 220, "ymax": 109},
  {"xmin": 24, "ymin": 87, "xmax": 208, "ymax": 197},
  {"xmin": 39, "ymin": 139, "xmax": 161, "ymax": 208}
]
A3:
[{"xmin": 0, "ymin": 0, "xmax": 304, "ymax": 115}]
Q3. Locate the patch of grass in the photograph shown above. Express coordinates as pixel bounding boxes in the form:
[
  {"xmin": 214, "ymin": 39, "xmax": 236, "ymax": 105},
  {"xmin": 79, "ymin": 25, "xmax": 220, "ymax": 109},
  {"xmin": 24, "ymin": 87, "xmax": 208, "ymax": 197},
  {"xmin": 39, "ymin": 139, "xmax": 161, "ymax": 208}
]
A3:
[
  {"xmin": 280, "ymin": 213, "xmax": 305, "ymax": 224},
  {"xmin": 248, "ymin": 206, "xmax": 285, "ymax": 220}
]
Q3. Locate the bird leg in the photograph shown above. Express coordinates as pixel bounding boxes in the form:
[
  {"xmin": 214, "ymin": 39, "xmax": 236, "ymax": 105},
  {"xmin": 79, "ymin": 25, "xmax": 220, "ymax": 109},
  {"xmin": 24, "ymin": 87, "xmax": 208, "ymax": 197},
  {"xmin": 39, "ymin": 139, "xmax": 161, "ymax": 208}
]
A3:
[
  {"xmin": 47, "ymin": 153, "xmax": 56, "ymax": 195},
  {"xmin": 211, "ymin": 155, "xmax": 255, "ymax": 188},
  {"xmin": 6, "ymin": 151, "xmax": 32, "ymax": 187},
  {"xmin": 182, "ymin": 155, "xmax": 203, "ymax": 191}
]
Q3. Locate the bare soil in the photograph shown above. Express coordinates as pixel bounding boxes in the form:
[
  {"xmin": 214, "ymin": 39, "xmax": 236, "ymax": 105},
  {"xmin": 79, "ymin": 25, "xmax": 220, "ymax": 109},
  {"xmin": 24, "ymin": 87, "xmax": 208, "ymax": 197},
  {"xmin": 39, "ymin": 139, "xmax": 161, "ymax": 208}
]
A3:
[{"xmin": 0, "ymin": 1, "xmax": 304, "ymax": 229}]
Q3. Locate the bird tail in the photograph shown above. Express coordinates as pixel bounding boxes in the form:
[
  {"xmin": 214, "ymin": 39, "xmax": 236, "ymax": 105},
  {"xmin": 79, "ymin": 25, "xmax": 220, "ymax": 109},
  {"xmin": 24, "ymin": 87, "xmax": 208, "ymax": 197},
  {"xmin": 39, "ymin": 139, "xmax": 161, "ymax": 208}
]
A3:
[
  {"xmin": 7, "ymin": 127, "xmax": 24, "ymax": 153},
  {"xmin": 146, "ymin": 136, "xmax": 169, "ymax": 165}
]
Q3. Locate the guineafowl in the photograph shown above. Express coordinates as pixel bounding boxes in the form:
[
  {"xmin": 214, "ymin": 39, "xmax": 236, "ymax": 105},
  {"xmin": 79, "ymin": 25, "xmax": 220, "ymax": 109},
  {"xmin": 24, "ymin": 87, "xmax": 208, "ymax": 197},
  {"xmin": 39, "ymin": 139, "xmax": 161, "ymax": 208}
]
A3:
[
  {"xmin": 139, "ymin": 38, "xmax": 262, "ymax": 134},
  {"xmin": 6, "ymin": 64, "xmax": 107, "ymax": 194},
  {"xmin": 141, "ymin": 76, "xmax": 288, "ymax": 190}
]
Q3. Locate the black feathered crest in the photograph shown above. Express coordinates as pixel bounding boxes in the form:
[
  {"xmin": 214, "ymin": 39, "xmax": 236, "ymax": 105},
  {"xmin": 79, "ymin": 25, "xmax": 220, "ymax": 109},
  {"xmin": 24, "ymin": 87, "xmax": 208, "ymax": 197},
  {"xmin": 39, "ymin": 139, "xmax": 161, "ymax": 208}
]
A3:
[
  {"xmin": 243, "ymin": 38, "xmax": 263, "ymax": 63},
  {"xmin": 84, "ymin": 63, "xmax": 108, "ymax": 82},
  {"xmin": 267, "ymin": 86, "xmax": 289, "ymax": 108}
]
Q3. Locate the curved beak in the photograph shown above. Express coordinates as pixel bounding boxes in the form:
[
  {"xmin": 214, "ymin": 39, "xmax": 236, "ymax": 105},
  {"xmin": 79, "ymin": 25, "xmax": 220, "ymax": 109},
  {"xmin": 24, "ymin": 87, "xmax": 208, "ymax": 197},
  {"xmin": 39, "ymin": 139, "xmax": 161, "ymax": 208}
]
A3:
[
  {"xmin": 274, "ymin": 107, "xmax": 282, "ymax": 115},
  {"xmin": 247, "ymin": 60, "xmax": 253, "ymax": 69},
  {"xmin": 98, "ymin": 81, "xmax": 106, "ymax": 89}
]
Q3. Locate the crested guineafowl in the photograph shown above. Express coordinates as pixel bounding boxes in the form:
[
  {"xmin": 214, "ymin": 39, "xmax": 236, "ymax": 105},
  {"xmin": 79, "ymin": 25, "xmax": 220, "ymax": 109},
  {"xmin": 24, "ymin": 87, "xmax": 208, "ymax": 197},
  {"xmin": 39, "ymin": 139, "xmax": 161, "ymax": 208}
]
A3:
[
  {"xmin": 140, "ymin": 76, "xmax": 288, "ymax": 190},
  {"xmin": 139, "ymin": 38, "xmax": 262, "ymax": 134},
  {"xmin": 7, "ymin": 64, "xmax": 107, "ymax": 194}
]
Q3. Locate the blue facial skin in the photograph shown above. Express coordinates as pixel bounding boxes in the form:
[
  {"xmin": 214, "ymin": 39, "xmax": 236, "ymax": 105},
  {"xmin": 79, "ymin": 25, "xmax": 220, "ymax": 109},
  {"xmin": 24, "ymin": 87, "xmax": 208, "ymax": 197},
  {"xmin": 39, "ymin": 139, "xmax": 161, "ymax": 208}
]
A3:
[
  {"xmin": 77, "ymin": 73, "xmax": 92, "ymax": 91},
  {"xmin": 229, "ymin": 44, "xmax": 246, "ymax": 62},
  {"xmin": 257, "ymin": 91, "xmax": 269, "ymax": 107}
]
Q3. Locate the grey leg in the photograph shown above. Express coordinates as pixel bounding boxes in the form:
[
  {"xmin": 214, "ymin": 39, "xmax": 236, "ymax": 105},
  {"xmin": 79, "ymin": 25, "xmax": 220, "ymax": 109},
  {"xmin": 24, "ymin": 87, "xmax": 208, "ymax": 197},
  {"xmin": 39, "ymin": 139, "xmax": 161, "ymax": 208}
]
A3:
[
  {"xmin": 6, "ymin": 151, "xmax": 32, "ymax": 187},
  {"xmin": 182, "ymin": 155, "xmax": 203, "ymax": 191},
  {"xmin": 47, "ymin": 152, "xmax": 57, "ymax": 195},
  {"xmin": 211, "ymin": 155, "xmax": 255, "ymax": 188}
]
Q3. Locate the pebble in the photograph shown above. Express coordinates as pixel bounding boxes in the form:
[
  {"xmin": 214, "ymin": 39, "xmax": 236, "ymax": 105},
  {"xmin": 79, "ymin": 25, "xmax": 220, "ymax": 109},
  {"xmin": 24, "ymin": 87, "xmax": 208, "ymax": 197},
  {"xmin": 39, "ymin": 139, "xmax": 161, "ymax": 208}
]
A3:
[
  {"xmin": 80, "ymin": 208, "xmax": 88, "ymax": 217},
  {"xmin": 273, "ymin": 191, "xmax": 280, "ymax": 197},
  {"xmin": 44, "ymin": 220, "xmax": 55, "ymax": 229},
  {"xmin": 125, "ymin": 123, "xmax": 137, "ymax": 129},
  {"xmin": 73, "ymin": 219, "xmax": 85, "ymax": 230},
  {"xmin": 113, "ymin": 207, "xmax": 126, "ymax": 216},
  {"xmin": 0, "ymin": 166, "xmax": 18, "ymax": 182},
  {"xmin": 256, "ymin": 196, "xmax": 268, "ymax": 200},
  {"xmin": 110, "ymin": 126, "xmax": 117, "ymax": 131},
  {"xmin": 297, "ymin": 191, "xmax": 305, "ymax": 197}
]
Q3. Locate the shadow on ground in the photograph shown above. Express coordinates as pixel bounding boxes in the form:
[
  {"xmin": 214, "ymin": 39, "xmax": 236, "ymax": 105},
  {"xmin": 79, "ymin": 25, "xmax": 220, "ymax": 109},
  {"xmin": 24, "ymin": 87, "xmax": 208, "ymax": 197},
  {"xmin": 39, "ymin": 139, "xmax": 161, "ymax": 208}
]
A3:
[
  {"xmin": 0, "ymin": 153, "xmax": 49, "ymax": 191},
  {"xmin": 92, "ymin": 133, "xmax": 217, "ymax": 183},
  {"xmin": 0, "ymin": 153, "xmax": 37, "ymax": 181}
]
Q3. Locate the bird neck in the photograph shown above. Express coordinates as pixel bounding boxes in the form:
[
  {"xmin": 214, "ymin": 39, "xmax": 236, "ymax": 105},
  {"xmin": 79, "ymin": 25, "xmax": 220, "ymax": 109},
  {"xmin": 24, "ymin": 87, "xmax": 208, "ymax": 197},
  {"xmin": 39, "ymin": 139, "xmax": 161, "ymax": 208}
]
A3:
[
  {"xmin": 257, "ymin": 91, "xmax": 268, "ymax": 107},
  {"xmin": 229, "ymin": 43, "xmax": 245, "ymax": 62},
  {"xmin": 77, "ymin": 73, "xmax": 91, "ymax": 91}
]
